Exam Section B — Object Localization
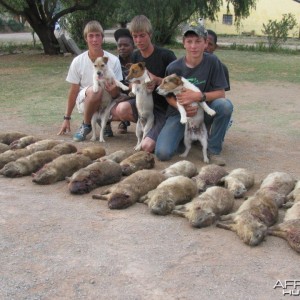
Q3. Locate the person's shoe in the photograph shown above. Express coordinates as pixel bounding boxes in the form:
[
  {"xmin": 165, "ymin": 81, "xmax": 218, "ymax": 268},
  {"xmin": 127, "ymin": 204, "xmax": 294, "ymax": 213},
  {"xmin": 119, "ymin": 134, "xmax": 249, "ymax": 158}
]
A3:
[
  {"xmin": 104, "ymin": 122, "xmax": 114, "ymax": 137},
  {"xmin": 209, "ymin": 152, "xmax": 226, "ymax": 166},
  {"xmin": 117, "ymin": 121, "xmax": 130, "ymax": 134},
  {"xmin": 73, "ymin": 123, "xmax": 92, "ymax": 142}
]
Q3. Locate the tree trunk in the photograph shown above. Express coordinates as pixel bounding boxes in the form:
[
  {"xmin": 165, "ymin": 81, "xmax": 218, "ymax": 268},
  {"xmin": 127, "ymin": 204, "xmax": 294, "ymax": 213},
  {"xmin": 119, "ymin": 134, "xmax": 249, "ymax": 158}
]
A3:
[{"xmin": 32, "ymin": 24, "xmax": 61, "ymax": 55}]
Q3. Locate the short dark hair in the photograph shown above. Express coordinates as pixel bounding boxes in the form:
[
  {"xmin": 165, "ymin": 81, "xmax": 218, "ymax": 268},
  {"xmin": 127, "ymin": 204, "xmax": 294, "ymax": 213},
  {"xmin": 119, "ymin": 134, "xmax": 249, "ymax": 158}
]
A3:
[{"xmin": 207, "ymin": 29, "xmax": 218, "ymax": 45}]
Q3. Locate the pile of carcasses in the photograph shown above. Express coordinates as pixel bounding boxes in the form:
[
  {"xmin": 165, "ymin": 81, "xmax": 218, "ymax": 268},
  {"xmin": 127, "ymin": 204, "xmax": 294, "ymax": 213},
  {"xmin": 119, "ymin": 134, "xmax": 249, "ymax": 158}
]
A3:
[{"xmin": 1, "ymin": 132, "xmax": 299, "ymax": 253}]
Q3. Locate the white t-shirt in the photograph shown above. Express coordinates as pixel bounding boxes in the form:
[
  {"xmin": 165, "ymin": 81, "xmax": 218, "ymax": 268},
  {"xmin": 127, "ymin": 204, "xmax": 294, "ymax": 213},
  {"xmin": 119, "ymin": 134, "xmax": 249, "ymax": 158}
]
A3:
[{"xmin": 66, "ymin": 50, "xmax": 123, "ymax": 91}]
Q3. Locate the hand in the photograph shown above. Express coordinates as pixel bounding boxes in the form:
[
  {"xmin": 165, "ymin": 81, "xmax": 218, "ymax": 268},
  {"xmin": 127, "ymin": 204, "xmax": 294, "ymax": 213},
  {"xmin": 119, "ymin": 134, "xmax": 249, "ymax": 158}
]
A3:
[
  {"xmin": 145, "ymin": 80, "xmax": 156, "ymax": 93},
  {"xmin": 177, "ymin": 88, "xmax": 199, "ymax": 106},
  {"xmin": 57, "ymin": 120, "xmax": 71, "ymax": 135}
]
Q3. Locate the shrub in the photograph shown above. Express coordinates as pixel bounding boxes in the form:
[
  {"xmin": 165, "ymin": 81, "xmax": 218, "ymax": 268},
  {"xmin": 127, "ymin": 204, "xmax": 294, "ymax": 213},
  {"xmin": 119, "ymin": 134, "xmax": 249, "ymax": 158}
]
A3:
[
  {"xmin": 262, "ymin": 13, "xmax": 297, "ymax": 49},
  {"xmin": 0, "ymin": 17, "xmax": 6, "ymax": 31}
]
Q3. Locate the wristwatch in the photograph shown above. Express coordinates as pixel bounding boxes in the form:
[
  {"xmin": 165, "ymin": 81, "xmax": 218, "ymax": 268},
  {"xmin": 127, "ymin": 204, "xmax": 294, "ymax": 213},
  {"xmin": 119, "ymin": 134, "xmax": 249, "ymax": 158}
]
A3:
[
  {"xmin": 63, "ymin": 116, "xmax": 71, "ymax": 120},
  {"xmin": 200, "ymin": 92, "xmax": 207, "ymax": 103}
]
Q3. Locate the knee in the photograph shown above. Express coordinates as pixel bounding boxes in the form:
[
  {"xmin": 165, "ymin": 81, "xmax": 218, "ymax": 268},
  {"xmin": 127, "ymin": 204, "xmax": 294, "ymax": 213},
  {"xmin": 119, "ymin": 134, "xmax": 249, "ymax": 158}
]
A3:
[
  {"xmin": 115, "ymin": 102, "xmax": 131, "ymax": 119},
  {"xmin": 217, "ymin": 99, "xmax": 233, "ymax": 117},
  {"xmin": 155, "ymin": 147, "xmax": 174, "ymax": 161}
]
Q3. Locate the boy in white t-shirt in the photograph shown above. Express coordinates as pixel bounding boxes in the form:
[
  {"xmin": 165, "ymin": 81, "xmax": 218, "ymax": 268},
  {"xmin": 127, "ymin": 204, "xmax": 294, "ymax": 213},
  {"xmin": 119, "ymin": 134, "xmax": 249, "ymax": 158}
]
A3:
[{"xmin": 57, "ymin": 20, "xmax": 123, "ymax": 142}]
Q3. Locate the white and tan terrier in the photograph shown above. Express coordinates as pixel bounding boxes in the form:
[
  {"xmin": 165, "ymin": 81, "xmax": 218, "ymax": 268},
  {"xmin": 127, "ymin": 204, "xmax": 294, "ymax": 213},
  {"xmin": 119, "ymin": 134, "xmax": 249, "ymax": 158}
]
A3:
[
  {"xmin": 157, "ymin": 74, "xmax": 216, "ymax": 163},
  {"xmin": 126, "ymin": 62, "xmax": 154, "ymax": 151},
  {"xmin": 91, "ymin": 56, "xmax": 129, "ymax": 142}
]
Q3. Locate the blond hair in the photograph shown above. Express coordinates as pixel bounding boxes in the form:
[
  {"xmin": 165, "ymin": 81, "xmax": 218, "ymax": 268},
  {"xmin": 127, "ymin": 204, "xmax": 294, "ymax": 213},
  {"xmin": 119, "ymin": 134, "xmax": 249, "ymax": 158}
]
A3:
[
  {"xmin": 129, "ymin": 15, "xmax": 153, "ymax": 35},
  {"xmin": 83, "ymin": 20, "xmax": 104, "ymax": 39}
]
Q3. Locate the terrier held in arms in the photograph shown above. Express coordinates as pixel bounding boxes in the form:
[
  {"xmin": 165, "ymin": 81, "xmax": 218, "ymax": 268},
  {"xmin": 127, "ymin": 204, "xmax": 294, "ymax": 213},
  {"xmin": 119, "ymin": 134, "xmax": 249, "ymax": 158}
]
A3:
[
  {"xmin": 126, "ymin": 62, "xmax": 154, "ymax": 151},
  {"xmin": 156, "ymin": 74, "xmax": 216, "ymax": 163},
  {"xmin": 91, "ymin": 56, "xmax": 129, "ymax": 142}
]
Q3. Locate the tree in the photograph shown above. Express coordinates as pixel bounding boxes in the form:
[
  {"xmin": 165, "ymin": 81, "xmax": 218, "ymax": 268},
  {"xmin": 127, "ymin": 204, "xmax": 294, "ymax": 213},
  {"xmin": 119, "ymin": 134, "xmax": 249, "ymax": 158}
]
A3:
[
  {"xmin": 0, "ymin": 0, "xmax": 97, "ymax": 55},
  {"xmin": 262, "ymin": 13, "xmax": 297, "ymax": 49},
  {"xmin": 110, "ymin": 0, "xmax": 257, "ymax": 45}
]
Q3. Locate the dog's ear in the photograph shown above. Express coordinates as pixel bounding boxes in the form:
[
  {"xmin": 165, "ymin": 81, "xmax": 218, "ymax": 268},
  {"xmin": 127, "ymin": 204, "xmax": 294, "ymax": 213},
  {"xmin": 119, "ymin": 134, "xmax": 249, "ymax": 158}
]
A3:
[
  {"xmin": 125, "ymin": 63, "xmax": 132, "ymax": 69},
  {"xmin": 138, "ymin": 62, "xmax": 146, "ymax": 69},
  {"xmin": 103, "ymin": 56, "xmax": 109, "ymax": 64}
]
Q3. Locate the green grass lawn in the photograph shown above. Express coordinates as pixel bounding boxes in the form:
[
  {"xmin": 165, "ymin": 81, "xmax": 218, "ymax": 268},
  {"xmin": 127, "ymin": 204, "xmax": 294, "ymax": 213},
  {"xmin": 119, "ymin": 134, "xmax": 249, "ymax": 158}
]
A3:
[{"xmin": 0, "ymin": 48, "xmax": 299, "ymax": 126}]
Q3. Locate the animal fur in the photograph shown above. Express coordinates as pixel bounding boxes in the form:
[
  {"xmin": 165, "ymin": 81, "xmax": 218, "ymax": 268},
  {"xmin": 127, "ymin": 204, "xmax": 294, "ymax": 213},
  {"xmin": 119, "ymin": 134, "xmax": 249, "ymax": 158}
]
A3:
[
  {"xmin": 267, "ymin": 219, "xmax": 300, "ymax": 253},
  {"xmin": 77, "ymin": 145, "xmax": 106, "ymax": 160},
  {"xmin": 0, "ymin": 143, "xmax": 77, "ymax": 178},
  {"xmin": 156, "ymin": 74, "xmax": 216, "ymax": 163},
  {"xmin": 32, "ymin": 153, "xmax": 92, "ymax": 185},
  {"xmin": 140, "ymin": 176, "xmax": 198, "ymax": 215},
  {"xmin": 259, "ymin": 172, "xmax": 296, "ymax": 207},
  {"xmin": 91, "ymin": 56, "xmax": 129, "ymax": 142},
  {"xmin": 192, "ymin": 164, "xmax": 228, "ymax": 192},
  {"xmin": 119, "ymin": 151, "xmax": 155, "ymax": 176},
  {"xmin": 97, "ymin": 150, "xmax": 133, "ymax": 163},
  {"xmin": 220, "ymin": 168, "xmax": 255, "ymax": 198},
  {"xmin": 0, "ymin": 139, "xmax": 60, "ymax": 169},
  {"xmin": 173, "ymin": 186, "xmax": 234, "ymax": 228},
  {"xmin": 9, "ymin": 135, "xmax": 40, "ymax": 149},
  {"xmin": 0, "ymin": 143, "xmax": 9, "ymax": 153},
  {"xmin": 0, "ymin": 148, "xmax": 32, "ymax": 169},
  {"xmin": 0, "ymin": 150, "xmax": 60, "ymax": 178},
  {"xmin": 0, "ymin": 132, "xmax": 27, "ymax": 145},
  {"xmin": 161, "ymin": 160, "xmax": 198, "ymax": 179},
  {"xmin": 285, "ymin": 180, "xmax": 300, "ymax": 208},
  {"xmin": 216, "ymin": 189, "xmax": 279, "ymax": 246},
  {"xmin": 92, "ymin": 169, "xmax": 165, "ymax": 209},
  {"xmin": 126, "ymin": 62, "xmax": 154, "ymax": 151},
  {"xmin": 67, "ymin": 160, "xmax": 122, "ymax": 194}
]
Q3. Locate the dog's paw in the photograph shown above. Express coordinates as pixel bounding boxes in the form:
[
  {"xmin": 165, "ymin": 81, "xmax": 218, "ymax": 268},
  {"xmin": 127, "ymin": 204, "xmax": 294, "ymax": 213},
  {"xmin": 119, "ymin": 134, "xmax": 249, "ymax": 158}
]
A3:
[
  {"xmin": 207, "ymin": 109, "xmax": 216, "ymax": 117},
  {"xmin": 179, "ymin": 153, "xmax": 188, "ymax": 158},
  {"xmin": 203, "ymin": 157, "xmax": 210, "ymax": 164},
  {"xmin": 93, "ymin": 87, "xmax": 99, "ymax": 93},
  {"xmin": 180, "ymin": 118, "xmax": 187, "ymax": 124},
  {"xmin": 134, "ymin": 145, "xmax": 142, "ymax": 151},
  {"xmin": 99, "ymin": 138, "xmax": 106, "ymax": 143},
  {"xmin": 129, "ymin": 92, "xmax": 135, "ymax": 97},
  {"xmin": 90, "ymin": 136, "xmax": 97, "ymax": 141}
]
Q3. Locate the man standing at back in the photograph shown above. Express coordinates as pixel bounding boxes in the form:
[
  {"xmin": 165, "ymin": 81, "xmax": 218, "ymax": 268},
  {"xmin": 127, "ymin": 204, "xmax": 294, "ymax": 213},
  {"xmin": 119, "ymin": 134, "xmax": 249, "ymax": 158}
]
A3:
[{"xmin": 110, "ymin": 15, "xmax": 176, "ymax": 153}]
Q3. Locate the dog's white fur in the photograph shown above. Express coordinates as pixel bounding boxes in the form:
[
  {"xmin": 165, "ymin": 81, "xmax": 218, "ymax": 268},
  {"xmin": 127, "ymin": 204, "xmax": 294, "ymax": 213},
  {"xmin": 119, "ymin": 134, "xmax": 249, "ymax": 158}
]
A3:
[
  {"xmin": 126, "ymin": 62, "xmax": 154, "ymax": 151},
  {"xmin": 91, "ymin": 56, "xmax": 129, "ymax": 142},
  {"xmin": 156, "ymin": 74, "xmax": 216, "ymax": 163}
]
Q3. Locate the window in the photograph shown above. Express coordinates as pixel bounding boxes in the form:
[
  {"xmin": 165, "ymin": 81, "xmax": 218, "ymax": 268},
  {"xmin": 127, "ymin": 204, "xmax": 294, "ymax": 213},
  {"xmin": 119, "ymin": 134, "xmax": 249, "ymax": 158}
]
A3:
[{"xmin": 222, "ymin": 14, "xmax": 233, "ymax": 25}]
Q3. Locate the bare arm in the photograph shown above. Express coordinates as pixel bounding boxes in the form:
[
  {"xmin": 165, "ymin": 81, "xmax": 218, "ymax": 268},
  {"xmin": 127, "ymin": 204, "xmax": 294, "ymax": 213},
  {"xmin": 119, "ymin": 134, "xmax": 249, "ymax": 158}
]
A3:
[{"xmin": 57, "ymin": 83, "xmax": 79, "ymax": 135}]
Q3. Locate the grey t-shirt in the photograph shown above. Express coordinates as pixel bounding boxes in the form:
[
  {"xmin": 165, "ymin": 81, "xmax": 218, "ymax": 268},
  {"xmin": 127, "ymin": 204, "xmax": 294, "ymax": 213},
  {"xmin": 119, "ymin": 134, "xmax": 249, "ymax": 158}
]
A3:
[{"xmin": 165, "ymin": 52, "xmax": 228, "ymax": 116}]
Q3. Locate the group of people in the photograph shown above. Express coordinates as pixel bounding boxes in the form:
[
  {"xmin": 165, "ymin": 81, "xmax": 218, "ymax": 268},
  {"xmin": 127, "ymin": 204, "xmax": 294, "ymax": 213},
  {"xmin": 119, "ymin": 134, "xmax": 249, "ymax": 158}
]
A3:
[{"xmin": 58, "ymin": 15, "xmax": 233, "ymax": 166}]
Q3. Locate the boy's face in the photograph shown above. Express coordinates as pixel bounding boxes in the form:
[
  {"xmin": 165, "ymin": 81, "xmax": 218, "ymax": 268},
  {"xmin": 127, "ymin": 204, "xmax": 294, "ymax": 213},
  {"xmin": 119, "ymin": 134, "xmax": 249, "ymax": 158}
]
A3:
[
  {"xmin": 117, "ymin": 37, "xmax": 134, "ymax": 59},
  {"xmin": 206, "ymin": 34, "xmax": 217, "ymax": 54},
  {"xmin": 183, "ymin": 34, "xmax": 207, "ymax": 58},
  {"xmin": 131, "ymin": 31, "xmax": 152, "ymax": 52},
  {"xmin": 85, "ymin": 31, "xmax": 103, "ymax": 50}
]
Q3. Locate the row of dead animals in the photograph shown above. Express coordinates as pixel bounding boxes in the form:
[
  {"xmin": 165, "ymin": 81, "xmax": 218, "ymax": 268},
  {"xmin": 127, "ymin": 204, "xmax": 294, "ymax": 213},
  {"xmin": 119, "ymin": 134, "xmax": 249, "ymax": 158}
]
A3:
[{"xmin": 0, "ymin": 132, "xmax": 300, "ymax": 253}]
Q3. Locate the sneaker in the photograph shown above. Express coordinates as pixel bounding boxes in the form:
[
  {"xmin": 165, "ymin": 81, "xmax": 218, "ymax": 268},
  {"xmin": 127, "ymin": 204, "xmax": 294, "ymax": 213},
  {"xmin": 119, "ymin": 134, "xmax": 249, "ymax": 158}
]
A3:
[
  {"xmin": 117, "ymin": 121, "xmax": 130, "ymax": 134},
  {"xmin": 104, "ymin": 122, "xmax": 113, "ymax": 137},
  {"xmin": 73, "ymin": 123, "xmax": 92, "ymax": 142},
  {"xmin": 209, "ymin": 153, "xmax": 226, "ymax": 166}
]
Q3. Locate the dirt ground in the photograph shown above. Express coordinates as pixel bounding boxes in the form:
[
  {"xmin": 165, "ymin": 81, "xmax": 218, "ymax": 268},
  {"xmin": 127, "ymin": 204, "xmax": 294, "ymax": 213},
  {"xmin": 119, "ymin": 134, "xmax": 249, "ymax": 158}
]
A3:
[{"xmin": 0, "ymin": 80, "xmax": 300, "ymax": 300}]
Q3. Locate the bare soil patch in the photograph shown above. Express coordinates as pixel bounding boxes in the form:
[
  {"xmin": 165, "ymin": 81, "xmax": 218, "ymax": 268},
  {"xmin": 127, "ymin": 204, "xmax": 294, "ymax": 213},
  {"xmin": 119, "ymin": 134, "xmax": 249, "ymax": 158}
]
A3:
[{"xmin": 0, "ymin": 81, "xmax": 299, "ymax": 299}]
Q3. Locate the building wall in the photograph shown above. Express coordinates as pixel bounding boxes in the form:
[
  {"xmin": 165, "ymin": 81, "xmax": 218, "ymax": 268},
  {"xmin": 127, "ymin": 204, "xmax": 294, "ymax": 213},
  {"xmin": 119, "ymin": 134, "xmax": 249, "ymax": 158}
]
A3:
[{"xmin": 204, "ymin": 0, "xmax": 300, "ymax": 37}]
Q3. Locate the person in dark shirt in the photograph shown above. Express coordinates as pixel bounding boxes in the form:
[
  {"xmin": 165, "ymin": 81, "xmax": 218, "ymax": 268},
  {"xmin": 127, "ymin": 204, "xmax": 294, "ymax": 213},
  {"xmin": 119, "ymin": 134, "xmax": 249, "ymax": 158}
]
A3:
[
  {"xmin": 155, "ymin": 25, "xmax": 233, "ymax": 166},
  {"xmin": 206, "ymin": 29, "xmax": 230, "ymax": 91},
  {"xmin": 104, "ymin": 28, "xmax": 134, "ymax": 136},
  {"xmin": 110, "ymin": 15, "xmax": 176, "ymax": 153}
]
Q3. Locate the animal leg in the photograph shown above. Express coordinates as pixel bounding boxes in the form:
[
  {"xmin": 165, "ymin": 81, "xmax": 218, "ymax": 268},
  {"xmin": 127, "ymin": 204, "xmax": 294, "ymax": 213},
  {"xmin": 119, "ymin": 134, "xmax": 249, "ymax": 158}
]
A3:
[
  {"xmin": 141, "ymin": 116, "xmax": 154, "ymax": 141},
  {"xmin": 115, "ymin": 80, "xmax": 129, "ymax": 91},
  {"xmin": 199, "ymin": 102, "xmax": 216, "ymax": 116},
  {"xmin": 92, "ymin": 189, "xmax": 111, "ymax": 200},
  {"xmin": 216, "ymin": 220, "xmax": 236, "ymax": 231},
  {"xmin": 90, "ymin": 113, "xmax": 98, "ymax": 141},
  {"xmin": 199, "ymin": 125, "xmax": 209, "ymax": 163},
  {"xmin": 179, "ymin": 131, "xmax": 191, "ymax": 158},
  {"xmin": 99, "ymin": 100, "xmax": 116, "ymax": 143},
  {"xmin": 172, "ymin": 204, "xmax": 188, "ymax": 217},
  {"xmin": 177, "ymin": 103, "xmax": 187, "ymax": 124},
  {"xmin": 134, "ymin": 120, "xmax": 143, "ymax": 151},
  {"xmin": 93, "ymin": 75, "xmax": 99, "ymax": 93}
]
